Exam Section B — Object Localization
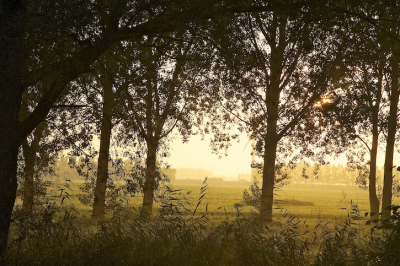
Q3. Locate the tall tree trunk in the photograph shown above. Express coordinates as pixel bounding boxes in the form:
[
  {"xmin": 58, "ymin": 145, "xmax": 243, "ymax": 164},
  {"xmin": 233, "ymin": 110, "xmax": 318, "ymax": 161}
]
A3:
[
  {"xmin": 369, "ymin": 116, "xmax": 380, "ymax": 220},
  {"xmin": 0, "ymin": 136, "xmax": 20, "ymax": 255},
  {"xmin": 368, "ymin": 70, "xmax": 383, "ymax": 221},
  {"xmin": 260, "ymin": 134, "xmax": 278, "ymax": 223},
  {"xmin": 381, "ymin": 55, "xmax": 399, "ymax": 218},
  {"xmin": 259, "ymin": 12, "xmax": 283, "ymax": 222},
  {"xmin": 0, "ymin": 93, "xmax": 23, "ymax": 254},
  {"xmin": 260, "ymin": 79, "xmax": 280, "ymax": 223},
  {"xmin": 142, "ymin": 139, "xmax": 158, "ymax": 217},
  {"xmin": 21, "ymin": 139, "xmax": 35, "ymax": 215},
  {"xmin": 91, "ymin": 73, "xmax": 114, "ymax": 223},
  {"xmin": 21, "ymin": 122, "xmax": 46, "ymax": 215},
  {"xmin": 0, "ymin": 1, "xmax": 28, "ymax": 255}
]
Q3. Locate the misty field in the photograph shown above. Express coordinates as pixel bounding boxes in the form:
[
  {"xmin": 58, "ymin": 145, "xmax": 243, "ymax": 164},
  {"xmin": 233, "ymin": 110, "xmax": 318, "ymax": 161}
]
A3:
[
  {"xmin": 169, "ymin": 181, "xmax": 383, "ymax": 225},
  {"xmin": 45, "ymin": 178, "xmax": 393, "ymax": 227},
  {"xmin": 7, "ymin": 178, "xmax": 400, "ymax": 266}
]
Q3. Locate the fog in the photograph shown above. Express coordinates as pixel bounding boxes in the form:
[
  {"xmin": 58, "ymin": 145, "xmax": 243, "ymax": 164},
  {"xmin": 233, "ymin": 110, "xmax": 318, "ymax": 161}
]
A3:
[
  {"xmin": 167, "ymin": 134, "xmax": 252, "ymax": 178},
  {"xmin": 168, "ymin": 132, "xmax": 400, "ymax": 179}
]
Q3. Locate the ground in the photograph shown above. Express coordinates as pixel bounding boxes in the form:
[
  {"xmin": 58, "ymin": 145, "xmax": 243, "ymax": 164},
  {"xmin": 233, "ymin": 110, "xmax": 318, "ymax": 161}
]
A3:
[{"xmin": 39, "ymin": 178, "xmax": 396, "ymax": 227}]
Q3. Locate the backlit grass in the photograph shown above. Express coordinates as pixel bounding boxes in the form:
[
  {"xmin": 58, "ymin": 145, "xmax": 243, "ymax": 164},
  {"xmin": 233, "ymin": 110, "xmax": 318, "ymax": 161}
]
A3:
[
  {"xmin": 45, "ymin": 178, "xmax": 400, "ymax": 228},
  {"xmin": 7, "ymin": 179, "xmax": 400, "ymax": 266}
]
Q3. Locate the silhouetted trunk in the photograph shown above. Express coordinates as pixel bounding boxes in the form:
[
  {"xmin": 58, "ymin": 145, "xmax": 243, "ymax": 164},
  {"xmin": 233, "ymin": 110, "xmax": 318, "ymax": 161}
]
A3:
[
  {"xmin": 142, "ymin": 139, "xmax": 158, "ymax": 217},
  {"xmin": 369, "ymin": 116, "xmax": 380, "ymax": 220},
  {"xmin": 381, "ymin": 55, "xmax": 399, "ymax": 218},
  {"xmin": 91, "ymin": 73, "xmax": 114, "ymax": 223},
  {"xmin": 260, "ymin": 134, "xmax": 278, "ymax": 223},
  {"xmin": 21, "ymin": 140, "xmax": 34, "ymax": 214},
  {"xmin": 260, "ymin": 65, "xmax": 280, "ymax": 223},
  {"xmin": 21, "ymin": 122, "xmax": 46, "ymax": 215},
  {"xmin": 0, "ymin": 81, "xmax": 25, "ymax": 255},
  {"xmin": 0, "ymin": 1, "xmax": 27, "ymax": 255},
  {"xmin": 0, "ymin": 136, "xmax": 20, "ymax": 255},
  {"xmin": 368, "ymin": 71, "xmax": 382, "ymax": 221},
  {"xmin": 259, "ymin": 13, "xmax": 284, "ymax": 223}
]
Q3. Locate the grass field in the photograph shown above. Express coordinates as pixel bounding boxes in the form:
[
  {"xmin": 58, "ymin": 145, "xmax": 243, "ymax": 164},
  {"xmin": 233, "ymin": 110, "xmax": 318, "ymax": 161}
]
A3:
[
  {"xmin": 169, "ymin": 180, "xmax": 377, "ymax": 226},
  {"xmin": 43, "ymin": 177, "xmax": 399, "ymax": 227},
  {"xmin": 9, "ymin": 178, "xmax": 400, "ymax": 265}
]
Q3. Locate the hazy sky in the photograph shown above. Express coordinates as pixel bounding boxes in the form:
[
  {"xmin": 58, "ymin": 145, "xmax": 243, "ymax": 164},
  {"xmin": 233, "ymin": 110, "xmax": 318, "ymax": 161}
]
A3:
[
  {"xmin": 166, "ymin": 132, "xmax": 400, "ymax": 179},
  {"xmin": 167, "ymin": 133, "xmax": 252, "ymax": 178}
]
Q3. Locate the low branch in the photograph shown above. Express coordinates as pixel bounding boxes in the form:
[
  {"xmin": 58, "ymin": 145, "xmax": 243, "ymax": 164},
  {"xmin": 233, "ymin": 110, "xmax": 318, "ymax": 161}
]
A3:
[{"xmin": 51, "ymin": 104, "xmax": 91, "ymax": 109}]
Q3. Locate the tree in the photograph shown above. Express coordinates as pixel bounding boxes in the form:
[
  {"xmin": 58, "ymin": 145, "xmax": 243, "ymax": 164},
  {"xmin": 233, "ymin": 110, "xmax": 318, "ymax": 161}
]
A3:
[
  {"xmin": 322, "ymin": 20, "xmax": 389, "ymax": 220},
  {"xmin": 20, "ymin": 122, "xmax": 48, "ymax": 214},
  {"xmin": 17, "ymin": 85, "xmax": 86, "ymax": 215},
  {"xmin": 115, "ymin": 32, "xmax": 212, "ymax": 216},
  {"xmin": 346, "ymin": 56, "xmax": 388, "ymax": 220},
  {"xmin": 359, "ymin": 2, "xmax": 400, "ymax": 218},
  {"xmin": 305, "ymin": 0, "xmax": 400, "ymax": 220},
  {"xmin": 90, "ymin": 54, "xmax": 118, "ymax": 222},
  {"xmin": 381, "ymin": 52, "xmax": 400, "ymax": 217},
  {"xmin": 0, "ymin": 0, "xmax": 224, "ymax": 254},
  {"xmin": 326, "ymin": 0, "xmax": 400, "ymax": 221},
  {"xmin": 211, "ymin": 9, "xmax": 342, "ymax": 222}
]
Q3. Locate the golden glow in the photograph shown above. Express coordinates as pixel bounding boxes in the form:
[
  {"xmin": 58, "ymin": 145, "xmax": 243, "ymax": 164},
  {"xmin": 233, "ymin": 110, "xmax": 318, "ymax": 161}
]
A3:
[
  {"xmin": 322, "ymin": 98, "xmax": 332, "ymax": 104},
  {"xmin": 314, "ymin": 98, "xmax": 333, "ymax": 108}
]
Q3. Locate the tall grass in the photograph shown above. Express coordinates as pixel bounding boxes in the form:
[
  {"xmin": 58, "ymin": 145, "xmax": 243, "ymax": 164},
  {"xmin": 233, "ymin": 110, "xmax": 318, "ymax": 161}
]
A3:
[{"xmin": 3, "ymin": 183, "xmax": 400, "ymax": 265}]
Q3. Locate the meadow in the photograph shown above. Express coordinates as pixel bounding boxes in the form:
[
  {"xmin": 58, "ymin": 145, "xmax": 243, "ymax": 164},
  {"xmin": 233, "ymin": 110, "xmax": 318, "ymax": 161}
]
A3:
[
  {"xmin": 45, "ymin": 177, "xmax": 393, "ymax": 226},
  {"xmin": 6, "ymin": 178, "xmax": 400, "ymax": 265},
  {"xmin": 49, "ymin": 178, "xmax": 376, "ymax": 223},
  {"xmin": 171, "ymin": 180, "xmax": 371, "ymax": 221}
]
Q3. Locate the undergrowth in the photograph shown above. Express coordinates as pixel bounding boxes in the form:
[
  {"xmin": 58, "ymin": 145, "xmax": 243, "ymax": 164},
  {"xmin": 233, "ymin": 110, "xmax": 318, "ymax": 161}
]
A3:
[{"xmin": 3, "ymin": 181, "xmax": 400, "ymax": 265}]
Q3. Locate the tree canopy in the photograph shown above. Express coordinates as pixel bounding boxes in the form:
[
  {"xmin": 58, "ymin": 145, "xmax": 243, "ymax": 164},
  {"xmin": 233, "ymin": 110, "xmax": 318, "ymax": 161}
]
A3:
[{"xmin": 2, "ymin": 0, "xmax": 400, "ymax": 254}]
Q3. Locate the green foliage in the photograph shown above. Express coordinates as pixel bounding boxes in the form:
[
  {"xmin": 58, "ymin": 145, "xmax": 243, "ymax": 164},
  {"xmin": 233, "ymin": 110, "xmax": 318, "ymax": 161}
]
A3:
[
  {"xmin": 67, "ymin": 156, "xmax": 171, "ymax": 210},
  {"xmin": 242, "ymin": 164, "xmax": 292, "ymax": 211},
  {"xmin": 313, "ymin": 222, "xmax": 369, "ymax": 266},
  {"xmin": 242, "ymin": 177, "xmax": 261, "ymax": 211},
  {"xmin": 356, "ymin": 205, "xmax": 400, "ymax": 266},
  {"xmin": 72, "ymin": 157, "xmax": 129, "ymax": 209}
]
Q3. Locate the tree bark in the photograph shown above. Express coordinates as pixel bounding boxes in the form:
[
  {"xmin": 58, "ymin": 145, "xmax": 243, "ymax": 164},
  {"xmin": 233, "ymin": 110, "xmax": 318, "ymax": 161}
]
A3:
[
  {"xmin": 369, "ymin": 114, "xmax": 380, "ymax": 220},
  {"xmin": 21, "ymin": 122, "xmax": 46, "ymax": 215},
  {"xmin": 21, "ymin": 139, "xmax": 35, "ymax": 215},
  {"xmin": 0, "ymin": 88, "xmax": 23, "ymax": 254},
  {"xmin": 91, "ymin": 72, "xmax": 114, "ymax": 223},
  {"xmin": 260, "ymin": 134, "xmax": 278, "ymax": 223},
  {"xmin": 0, "ymin": 2, "xmax": 27, "ymax": 254},
  {"xmin": 381, "ymin": 55, "xmax": 399, "ymax": 218},
  {"xmin": 142, "ymin": 139, "xmax": 158, "ymax": 217},
  {"xmin": 260, "ymin": 66, "xmax": 280, "ymax": 223},
  {"xmin": 0, "ymin": 136, "xmax": 20, "ymax": 255},
  {"xmin": 259, "ymin": 12, "xmax": 284, "ymax": 223},
  {"xmin": 368, "ymin": 70, "xmax": 382, "ymax": 221}
]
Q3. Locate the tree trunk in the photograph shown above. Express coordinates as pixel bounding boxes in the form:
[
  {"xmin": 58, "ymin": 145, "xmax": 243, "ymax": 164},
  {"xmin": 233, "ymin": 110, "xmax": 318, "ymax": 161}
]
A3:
[
  {"xmin": 21, "ymin": 139, "xmax": 35, "ymax": 215},
  {"xmin": 142, "ymin": 139, "xmax": 158, "ymax": 217},
  {"xmin": 381, "ymin": 55, "xmax": 399, "ymax": 218},
  {"xmin": 20, "ymin": 122, "xmax": 46, "ymax": 215},
  {"xmin": 260, "ymin": 134, "xmax": 278, "ymax": 223},
  {"xmin": 0, "ymin": 1, "xmax": 29, "ymax": 254},
  {"xmin": 368, "ymin": 70, "xmax": 382, "ymax": 221},
  {"xmin": 0, "ymin": 136, "xmax": 20, "ymax": 255},
  {"xmin": 260, "ymin": 77, "xmax": 280, "ymax": 223},
  {"xmin": 0, "ymin": 0, "xmax": 119, "ymax": 252},
  {"xmin": 259, "ymin": 12, "xmax": 283, "ymax": 223},
  {"xmin": 91, "ymin": 73, "xmax": 114, "ymax": 223},
  {"xmin": 0, "ymin": 113, "xmax": 22, "ymax": 255},
  {"xmin": 369, "ymin": 119, "xmax": 380, "ymax": 220}
]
